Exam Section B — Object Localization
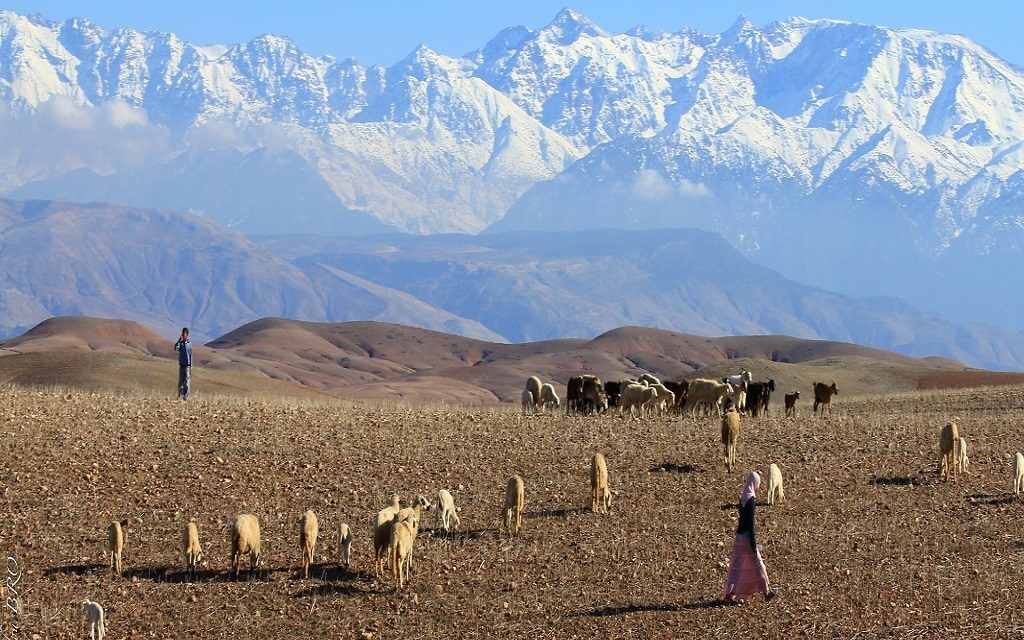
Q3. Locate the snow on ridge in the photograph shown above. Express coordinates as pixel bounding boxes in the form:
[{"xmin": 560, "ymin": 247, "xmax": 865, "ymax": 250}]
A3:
[{"xmin": 2, "ymin": 7, "xmax": 1024, "ymax": 241}]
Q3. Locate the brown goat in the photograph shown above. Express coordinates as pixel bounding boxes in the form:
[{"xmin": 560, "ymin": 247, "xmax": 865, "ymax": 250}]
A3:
[{"xmin": 813, "ymin": 382, "xmax": 838, "ymax": 416}]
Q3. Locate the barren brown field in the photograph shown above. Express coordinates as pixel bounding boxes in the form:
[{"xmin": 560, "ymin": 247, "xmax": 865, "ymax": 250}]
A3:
[{"xmin": 2, "ymin": 385, "xmax": 1023, "ymax": 638}]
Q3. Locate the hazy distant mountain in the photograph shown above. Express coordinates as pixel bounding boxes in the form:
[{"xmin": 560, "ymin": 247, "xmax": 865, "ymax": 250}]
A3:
[
  {"xmin": 0, "ymin": 198, "xmax": 502, "ymax": 341},
  {"xmin": 2, "ymin": 197, "xmax": 1022, "ymax": 368},
  {"xmin": 260, "ymin": 230, "xmax": 1024, "ymax": 371}
]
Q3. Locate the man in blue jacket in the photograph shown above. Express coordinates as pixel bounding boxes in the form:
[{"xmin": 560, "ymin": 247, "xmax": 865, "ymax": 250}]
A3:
[{"xmin": 174, "ymin": 327, "xmax": 193, "ymax": 400}]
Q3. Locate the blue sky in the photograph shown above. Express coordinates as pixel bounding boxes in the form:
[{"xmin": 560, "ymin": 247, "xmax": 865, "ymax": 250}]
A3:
[{"xmin": 6, "ymin": 1, "xmax": 1024, "ymax": 67}]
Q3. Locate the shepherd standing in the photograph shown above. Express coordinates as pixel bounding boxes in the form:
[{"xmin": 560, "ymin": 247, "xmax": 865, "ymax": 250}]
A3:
[
  {"xmin": 174, "ymin": 327, "xmax": 193, "ymax": 400},
  {"xmin": 723, "ymin": 471, "xmax": 779, "ymax": 604}
]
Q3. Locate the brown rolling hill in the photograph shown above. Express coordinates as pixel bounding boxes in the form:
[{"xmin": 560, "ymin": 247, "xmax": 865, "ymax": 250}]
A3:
[{"xmin": 3, "ymin": 316, "xmax": 1023, "ymax": 404}]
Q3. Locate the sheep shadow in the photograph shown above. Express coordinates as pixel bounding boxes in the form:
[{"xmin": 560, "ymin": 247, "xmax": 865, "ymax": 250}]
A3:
[
  {"xmin": 870, "ymin": 475, "xmax": 921, "ymax": 487},
  {"xmin": 966, "ymin": 493, "xmax": 1017, "ymax": 507},
  {"xmin": 528, "ymin": 507, "xmax": 590, "ymax": 519},
  {"xmin": 573, "ymin": 600, "xmax": 722, "ymax": 617},
  {"xmin": 161, "ymin": 567, "xmax": 222, "ymax": 583},
  {"xmin": 114, "ymin": 566, "xmax": 171, "ymax": 582},
  {"xmin": 43, "ymin": 563, "xmax": 106, "ymax": 577},
  {"xmin": 650, "ymin": 462, "xmax": 702, "ymax": 474},
  {"xmin": 293, "ymin": 579, "xmax": 373, "ymax": 598},
  {"xmin": 429, "ymin": 528, "xmax": 489, "ymax": 541},
  {"xmin": 313, "ymin": 564, "xmax": 362, "ymax": 582}
]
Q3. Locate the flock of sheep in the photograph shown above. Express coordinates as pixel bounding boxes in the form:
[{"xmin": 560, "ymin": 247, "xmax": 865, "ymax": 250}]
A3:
[
  {"xmin": 520, "ymin": 371, "xmax": 840, "ymax": 419},
  {"xmin": 77, "ymin": 370, "xmax": 1024, "ymax": 637}
]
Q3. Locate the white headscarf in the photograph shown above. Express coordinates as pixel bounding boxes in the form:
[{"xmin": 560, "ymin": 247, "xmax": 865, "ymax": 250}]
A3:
[{"xmin": 740, "ymin": 471, "xmax": 761, "ymax": 507}]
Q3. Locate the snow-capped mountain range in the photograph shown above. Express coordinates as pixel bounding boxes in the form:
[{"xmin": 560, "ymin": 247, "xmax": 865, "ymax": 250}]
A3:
[{"xmin": 2, "ymin": 8, "xmax": 1024, "ymax": 331}]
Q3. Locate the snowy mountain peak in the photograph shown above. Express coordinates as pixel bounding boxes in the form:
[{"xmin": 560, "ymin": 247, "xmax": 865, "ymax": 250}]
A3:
[
  {"xmin": 2, "ymin": 5, "xmax": 1024, "ymax": 321},
  {"xmin": 538, "ymin": 7, "xmax": 607, "ymax": 44}
]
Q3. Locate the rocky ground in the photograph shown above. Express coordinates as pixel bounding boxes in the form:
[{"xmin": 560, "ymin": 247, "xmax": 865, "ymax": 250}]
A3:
[{"xmin": 1, "ymin": 386, "xmax": 1022, "ymax": 638}]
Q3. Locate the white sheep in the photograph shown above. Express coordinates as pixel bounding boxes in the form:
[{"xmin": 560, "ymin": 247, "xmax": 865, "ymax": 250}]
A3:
[
  {"xmin": 685, "ymin": 379, "xmax": 734, "ymax": 417},
  {"xmin": 938, "ymin": 422, "xmax": 959, "ymax": 483},
  {"xmin": 388, "ymin": 512, "xmax": 420, "ymax": 589},
  {"xmin": 521, "ymin": 388, "xmax": 535, "ymax": 415},
  {"xmin": 525, "ymin": 376, "xmax": 542, "ymax": 411},
  {"xmin": 395, "ymin": 496, "xmax": 430, "ymax": 574},
  {"xmin": 503, "ymin": 475, "xmax": 525, "ymax": 536},
  {"xmin": 724, "ymin": 370, "xmax": 752, "ymax": 410},
  {"xmin": 182, "ymin": 518, "xmax": 202, "ymax": 581},
  {"xmin": 766, "ymin": 463, "xmax": 784, "ymax": 505},
  {"xmin": 638, "ymin": 373, "xmax": 661, "ymax": 386},
  {"xmin": 539, "ymin": 383, "xmax": 560, "ymax": 413},
  {"xmin": 373, "ymin": 494, "xmax": 402, "ymax": 579},
  {"xmin": 1014, "ymin": 452, "xmax": 1024, "ymax": 497},
  {"xmin": 619, "ymin": 383, "xmax": 656, "ymax": 417},
  {"xmin": 721, "ymin": 407, "xmax": 740, "ymax": 473},
  {"xmin": 337, "ymin": 523, "xmax": 353, "ymax": 568},
  {"xmin": 435, "ymin": 489, "xmax": 461, "ymax": 532},
  {"xmin": 107, "ymin": 519, "xmax": 129, "ymax": 576},
  {"xmin": 299, "ymin": 510, "xmax": 319, "ymax": 579},
  {"xmin": 590, "ymin": 453, "xmax": 611, "ymax": 514},
  {"xmin": 726, "ymin": 381, "xmax": 748, "ymax": 415},
  {"xmin": 231, "ymin": 514, "xmax": 262, "ymax": 580},
  {"xmin": 957, "ymin": 436, "xmax": 969, "ymax": 475},
  {"xmin": 83, "ymin": 599, "xmax": 105, "ymax": 640},
  {"xmin": 647, "ymin": 382, "xmax": 676, "ymax": 415}
]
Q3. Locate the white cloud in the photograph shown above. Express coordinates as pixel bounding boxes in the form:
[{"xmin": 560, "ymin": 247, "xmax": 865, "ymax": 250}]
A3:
[
  {"xmin": 678, "ymin": 177, "xmax": 712, "ymax": 198},
  {"xmin": 631, "ymin": 168, "xmax": 674, "ymax": 200},
  {"xmin": 102, "ymin": 100, "xmax": 150, "ymax": 128}
]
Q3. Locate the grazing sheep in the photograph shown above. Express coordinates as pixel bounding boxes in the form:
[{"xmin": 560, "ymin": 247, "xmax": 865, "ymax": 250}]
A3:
[
  {"xmin": 182, "ymin": 518, "xmax": 202, "ymax": 581},
  {"xmin": 107, "ymin": 519, "xmax": 129, "ymax": 576},
  {"xmin": 373, "ymin": 494, "xmax": 402, "ymax": 579},
  {"xmin": 376, "ymin": 494, "xmax": 402, "ymax": 528},
  {"xmin": 503, "ymin": 475, "xmax": 525, "ymax": 536},
  {"xmin": 646, "ymin": 382, "xmax": 676, "ymax": 415},
  {"xmin": 683, "ymin": 379, "xmax": 734, "ymax": 417},
  {"xmin": 394, "ymin": 496, "xmax": 430, "ymax": 574},
  {"xmin": 337, "ymin": 523, "xmax": 353, "ymax": 568},
  {"xmin": 83, "ymin": 599, "xmax": 105, "ymax": 640},
  {"xmin": 539, "ymin": 383, "xmax": 561, "ymax": 413},
  {"xmin": 590, "ymin": 453, "xmax": 611, "ymax": 514},
  {"xmin": 231, "ymin": 514, "xmax": 262, "ymax": 580},
  {"xmin": 619, "ymin": 383, "xmax": 656, "ymax": 417},
  {"xmin": 525, "ymin": 376, "xmax": 542, "ymax": 411},
  {"xmin": 938, "ymin": 422, "xmax": 959, "ymax": 483},
  {"xmin": 724, "ymin": 370, "xmax": 753, "ymax": 410},
  {"xmin": 957, "ymin": 437, "xmax": 969, "ymax": 475},
  {"xmin": 766, "ymin": 463, "xmax": 784, "ymax": 505},
  {"xmin": 521, "ymin": 389, "xmax": 535, "ymax": 415},
  {"xmin": 299, "ymin": 510, "xmax": 319, "ymax": 579},
  {"xmin": 397, "ymin": 495, "xmax": 431, "ymax": 524},
  {"xmin": 638, "ymin": 373, "xmax": 661, "ymax": 386},
  {"xmin": 1014, "ymin": 452, "xmax": 1024, "ymax": 497},
  {"xmin": 784, "ymin": 391, "xmax": 800, "ymax": 418},
  {"xmin": 812, "ymin": 382, "xmax": 839, "ymax": 416},
  {"xmin": 726, "ymin": 381, "xmax": 747, "ymax": 415},
  {"xmin": 435, "ymin": 489, "xmax": 461, "ymax": 532},
  {"xmin": 389, "ymin": 513, "xmax": 419, "ymax": 589},
  {"xmin": 721, "ymin": 407, "xmax": 740, "ymax": 473}
]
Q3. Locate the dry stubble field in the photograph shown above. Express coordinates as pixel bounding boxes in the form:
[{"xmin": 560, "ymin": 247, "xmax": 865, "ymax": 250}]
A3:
[{"xmin": 1, "ymin": 386, "xmax": 1023, "ymax": 638}]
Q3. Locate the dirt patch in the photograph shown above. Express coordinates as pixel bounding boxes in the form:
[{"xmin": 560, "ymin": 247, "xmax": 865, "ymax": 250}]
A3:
[{"xmin": 1, "ymin": 386, "xmax": 1022, "ymax": 637}]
